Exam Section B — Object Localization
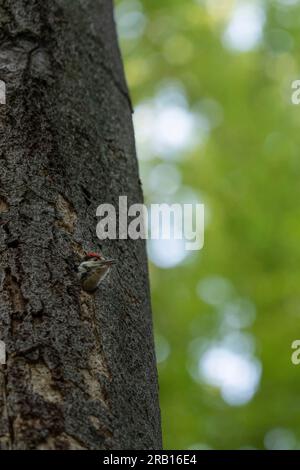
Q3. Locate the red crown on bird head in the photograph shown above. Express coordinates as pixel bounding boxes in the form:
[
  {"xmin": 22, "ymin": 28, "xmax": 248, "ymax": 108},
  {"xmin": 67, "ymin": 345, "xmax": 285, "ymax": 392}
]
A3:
[{"xmin": 86, "ymin": 252, "xmax": 102, "ymax": 260}]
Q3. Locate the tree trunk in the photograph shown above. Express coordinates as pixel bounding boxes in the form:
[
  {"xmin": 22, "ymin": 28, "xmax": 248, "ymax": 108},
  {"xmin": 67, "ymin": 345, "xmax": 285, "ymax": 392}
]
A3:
[{"xmin": 0, "ymin": 0, "xmax": 161, "ymax": 450}]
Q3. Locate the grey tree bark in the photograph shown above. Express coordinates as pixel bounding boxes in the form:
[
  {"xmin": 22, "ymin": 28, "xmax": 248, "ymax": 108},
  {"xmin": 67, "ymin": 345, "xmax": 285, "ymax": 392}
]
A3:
[{"xmin": 0, "ymin": 0, "xmax": 162, "ymax": 450}]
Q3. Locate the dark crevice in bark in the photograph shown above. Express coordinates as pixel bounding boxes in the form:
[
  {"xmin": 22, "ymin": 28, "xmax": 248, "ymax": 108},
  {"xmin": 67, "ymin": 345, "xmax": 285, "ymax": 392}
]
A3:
[
  {"xmin": 3, "ymin": 367, "xmax": 14, "ymax": 449},
  {"xmin": 100, "ymin": 60, "xmax": 133, "ymax": 113}
]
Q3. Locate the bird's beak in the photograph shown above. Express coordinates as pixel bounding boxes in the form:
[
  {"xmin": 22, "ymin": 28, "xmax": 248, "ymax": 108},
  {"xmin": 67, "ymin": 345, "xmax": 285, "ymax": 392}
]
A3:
[{"xmin": 105, "ymin": 259, "xmax": 117, "ymax": 265}]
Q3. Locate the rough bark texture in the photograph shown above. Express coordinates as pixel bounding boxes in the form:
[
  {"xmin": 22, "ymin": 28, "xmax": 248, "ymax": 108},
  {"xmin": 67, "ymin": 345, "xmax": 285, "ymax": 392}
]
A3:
[{"xmin": 0, "ymin": 0, "xmax": 162, "ymax": 450}]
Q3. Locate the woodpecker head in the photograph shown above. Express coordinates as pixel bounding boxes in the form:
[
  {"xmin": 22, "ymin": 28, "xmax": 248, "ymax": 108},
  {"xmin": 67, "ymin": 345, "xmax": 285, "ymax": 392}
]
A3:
[{"xmin": 78, "ymin": 251, "xmax": 116, "ymax": 292}]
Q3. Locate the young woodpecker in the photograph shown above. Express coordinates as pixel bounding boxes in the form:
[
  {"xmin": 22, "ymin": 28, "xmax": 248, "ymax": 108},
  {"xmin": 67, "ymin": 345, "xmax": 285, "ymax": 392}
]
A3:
[{"xmin": 78, "ymin": 252, "xmax": 116, "ymax": 293}]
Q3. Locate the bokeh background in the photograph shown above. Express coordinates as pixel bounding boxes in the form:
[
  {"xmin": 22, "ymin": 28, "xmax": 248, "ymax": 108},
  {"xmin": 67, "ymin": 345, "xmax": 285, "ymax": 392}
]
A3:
[{"xmin": 114, "ymin": 0, "xmax": 300, "ymax": 449}]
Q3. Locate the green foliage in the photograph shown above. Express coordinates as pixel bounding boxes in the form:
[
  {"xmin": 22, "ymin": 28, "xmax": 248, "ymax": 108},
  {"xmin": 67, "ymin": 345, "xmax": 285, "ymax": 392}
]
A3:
[{"xmin": 116, "ymin": 0, "xmax": 300, "ymax": 449}]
